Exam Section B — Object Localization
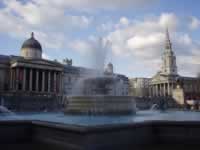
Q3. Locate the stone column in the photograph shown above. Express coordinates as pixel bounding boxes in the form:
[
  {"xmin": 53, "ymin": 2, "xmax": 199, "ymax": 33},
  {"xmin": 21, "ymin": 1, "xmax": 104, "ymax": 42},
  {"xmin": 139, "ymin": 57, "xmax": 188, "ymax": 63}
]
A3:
[
  {"xmin": 22, "ymin": 68, "xmax": 26, "ymax": 91},
  {"xmin": 36, "ymin": 70, "xmax": 39, "ymax": 92},
  {"xmin": 53, "ymin": 72, "xmax": 57, "ymax": 93},
  {"xmin": 160, "ymin": 84, "xmax": 162, "ymax": 97},
  {"xmin": 149, "ymin": 86, "xmax": 152, "ymax": 97},
  {"xmin": 10, "ymin": 68, "xmax": 13, "ymax": 90},
  {"xmin": 29, "ymin": 69, "xmax": 32, "ymax": 91},
  {"xmin": 155, "ymin": 84, "xmax": 158, "ymax": 97},
  {"xmin": 42, "ymin": 71, "xmax": 45, "ymax": 92},
  {"xmin": 48, "ymin": 71, "xmax": 51, "ymax": 92},
  {"xmin": 16, "ymin": 68, "xmax": 19, "ymax": 91},
  {"xmin": 12, "ymin": 68, "xmax": 16, "ymax": 90},
  {"xmin": 12, "ymin": 69, "xmax": 15, "ymax": 90},
  {"xmin": 163, "ymin": 83, "xmax": 166, "ymax": 97},
  {"xmin": 168, "ymin": 82, "xmax": 170, "ymax": 96},
  {"xmin": 59, "ymin": 73, "xmax": 63, "ymax": 94},
  {"xmin": 152, "ymin": 85, "xmax": 154, "ymax": 97}
]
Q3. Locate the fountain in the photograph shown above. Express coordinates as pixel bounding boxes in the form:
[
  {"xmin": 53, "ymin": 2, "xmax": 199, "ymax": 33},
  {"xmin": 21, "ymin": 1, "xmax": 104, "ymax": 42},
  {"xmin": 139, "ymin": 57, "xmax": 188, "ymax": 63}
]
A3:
[{"xmin": 64, "ymin": 38, "xmax": 136, "ymax": 115}]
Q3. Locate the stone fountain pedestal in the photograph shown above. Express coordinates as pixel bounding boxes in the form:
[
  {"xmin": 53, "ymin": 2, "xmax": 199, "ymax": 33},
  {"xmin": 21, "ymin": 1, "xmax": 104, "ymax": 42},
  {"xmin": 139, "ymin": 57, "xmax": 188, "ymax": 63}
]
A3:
[{"xmin": 64, "ymin": 96, "xmax": 136, "ymax": 115}]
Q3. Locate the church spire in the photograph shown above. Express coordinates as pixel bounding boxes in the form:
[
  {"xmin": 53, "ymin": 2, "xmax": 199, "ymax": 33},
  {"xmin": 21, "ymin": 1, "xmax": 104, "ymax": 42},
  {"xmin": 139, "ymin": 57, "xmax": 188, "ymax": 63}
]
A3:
[
  {"xmin": 165, "ymin": 27, "xmax": 172, "ymax": 50},
  {"xmin": 161, "ymin": 27, "xmax": 178, "ymax": 75}
]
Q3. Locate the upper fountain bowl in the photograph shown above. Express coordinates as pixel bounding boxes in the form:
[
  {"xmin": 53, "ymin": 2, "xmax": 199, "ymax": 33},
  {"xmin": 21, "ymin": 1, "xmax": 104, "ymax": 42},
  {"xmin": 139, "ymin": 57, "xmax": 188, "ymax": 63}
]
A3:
[{"xmin": 64, "ymin": 95, "xmax": 136, "ymax": 115}]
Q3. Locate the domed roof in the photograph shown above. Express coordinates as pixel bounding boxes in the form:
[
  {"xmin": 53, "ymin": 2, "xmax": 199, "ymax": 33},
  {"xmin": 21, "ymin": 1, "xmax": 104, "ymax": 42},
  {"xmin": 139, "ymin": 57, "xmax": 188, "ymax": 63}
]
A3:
[
  {"xmin": 107, "ymin": 62, "xmax": 113, "ymax": 67},
  {"xmin": 21, "ymin": 32, "xmax": 42, "ymax": 51}
]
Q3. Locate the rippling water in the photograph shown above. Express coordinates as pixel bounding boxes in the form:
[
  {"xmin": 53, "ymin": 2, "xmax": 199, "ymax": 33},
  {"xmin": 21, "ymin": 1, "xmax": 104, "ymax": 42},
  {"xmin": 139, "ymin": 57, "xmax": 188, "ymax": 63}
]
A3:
[{"xmin": 1, "ymin": 110, "xmax": 200, "ymax": 126}]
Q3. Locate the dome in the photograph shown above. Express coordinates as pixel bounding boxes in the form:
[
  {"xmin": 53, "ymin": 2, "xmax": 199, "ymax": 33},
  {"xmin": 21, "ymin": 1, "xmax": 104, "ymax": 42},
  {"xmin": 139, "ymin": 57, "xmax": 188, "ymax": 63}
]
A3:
[
  {"xmin": 21, "ymin": 32, "xmax": 42, "ymax": 51},
  {"xmin": 108, "ymin": 62, "xmax": 113, "ymax": 67}
]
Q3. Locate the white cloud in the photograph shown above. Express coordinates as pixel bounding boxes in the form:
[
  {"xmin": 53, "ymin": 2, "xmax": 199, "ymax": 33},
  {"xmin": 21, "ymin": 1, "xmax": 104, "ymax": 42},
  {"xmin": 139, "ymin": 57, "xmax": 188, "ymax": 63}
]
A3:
[
  {"xmin": 96, "ymin": 13, "xmax": 200, "ymax": 76},
  {"xmin": 32, "ymin": 0, "xmax": 158, "ymax": 12},
  {"xmin": 159, "ymin": 13, "xmax": 178, "ymax": 29},
  {"xmin": 42, "ymin": 53, "xmax": 51, "ymax": 60},
  {"xmin": 189, "ymin": 16, "xmax": 200, "ymax": 30},
  {"xmin": 119, "ymin": 17, "xmax": 130, "ymax": 26},
  {"xmin": 0, "ymin": 0, "xmax": 94, "ymax": 50},
  {"xmin": 0, "ymin": 0, "xmax": 200, "ymax": 77},
  {"xmin": 69, "ymin": 40, "xmax": 94, "ymax": 54},
  {"xmin": 3, "ymin": 0, "xmax": 92, "ymax": 29},
  {"xmin": 106, "ymin": 13, "xmax": 179, "ymax": 58}
]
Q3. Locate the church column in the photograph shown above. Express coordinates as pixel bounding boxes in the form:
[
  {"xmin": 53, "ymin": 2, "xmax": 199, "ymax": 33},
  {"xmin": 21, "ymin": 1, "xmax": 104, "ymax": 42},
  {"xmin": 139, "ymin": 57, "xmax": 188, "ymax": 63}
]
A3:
[
  {"xmin": 163, "ymin": 83, "xmax": 166, "ymax": 97},
  {"xmin": 152, "ymin": 85, "xmax": 154, "ymax": 97},
  {"xmin": 42, "ymin": 71, "xmax": 45, "ymax": 92},
  {"xmin": 22, "ymin": 68, "xmax": 26, "ymax": 91},
  {"xmin": 36, "ymin": 70, "xmax": 39, "ymax": 92},
  {"xmin": 29, "ymin": 69, "xmax": 32, "ymax": 91},
  {"xmin": 48, "ymin": 71, "xmax": 51, "ymax": 92},
  {"xmin": 149, "ymin": 86, "xmax": 152, "ymax": 97},
  {"xmin": 158, "ymin": 84, "xmax": 161, "ymax": 97},
  {"xmin": 159, "ymin": 84, "xmax": 162, "ymax": 96},
  {"xmin": 168, "ymin": 82, "xmax": 170, "ymax": 96},
  {"xmin": 162, "ymin": 84, "xmax": 164, "ymax": 96},
  {"xmin": 156, "ymin": 84, "xmax": 158, "ymax": 97}
]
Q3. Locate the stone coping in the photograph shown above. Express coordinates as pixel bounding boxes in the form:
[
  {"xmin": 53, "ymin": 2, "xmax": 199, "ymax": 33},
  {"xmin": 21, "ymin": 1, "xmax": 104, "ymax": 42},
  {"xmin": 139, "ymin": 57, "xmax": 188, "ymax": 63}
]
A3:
[
  {"xmin": 1, "ymin": 119, "xmax": 200, "ymax": 149},
  {"xmin": 2, "ymin": 119, "xmax": 200, "ymax": 132}
]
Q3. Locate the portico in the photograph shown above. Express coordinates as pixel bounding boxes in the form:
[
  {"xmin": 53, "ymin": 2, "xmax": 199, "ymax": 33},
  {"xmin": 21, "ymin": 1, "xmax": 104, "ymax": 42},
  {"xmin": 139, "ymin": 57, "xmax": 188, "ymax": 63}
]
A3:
[
  {"xmin": 10, "ymin": 59, "xmax": 63, "ymax": 95},
  {"xmin": 149, "ymin": 81, "xmax": 176, "ymax": 97}
]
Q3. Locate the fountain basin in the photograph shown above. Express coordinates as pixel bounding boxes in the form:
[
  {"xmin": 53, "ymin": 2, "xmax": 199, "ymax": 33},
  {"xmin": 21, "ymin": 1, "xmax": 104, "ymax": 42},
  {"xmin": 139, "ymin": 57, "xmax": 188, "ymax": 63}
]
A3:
[{"xmin": 64, "ymin": 96, "xmax": 136, "ymax": 115}]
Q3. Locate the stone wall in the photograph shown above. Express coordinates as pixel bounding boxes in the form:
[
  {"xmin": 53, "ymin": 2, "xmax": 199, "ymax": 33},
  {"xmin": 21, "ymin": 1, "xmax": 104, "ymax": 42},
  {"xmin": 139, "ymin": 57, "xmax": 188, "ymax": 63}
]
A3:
[
  {"xmin": 135, "ymin": 96, "xmax": 181, "ymax": 110},
  {"xmin": 0, "ymin": 94, "xmax": 62, "ymax": 112},
  {"xmin": 1, "ymin": 120, "xmax": 200, "ymax": 150}
]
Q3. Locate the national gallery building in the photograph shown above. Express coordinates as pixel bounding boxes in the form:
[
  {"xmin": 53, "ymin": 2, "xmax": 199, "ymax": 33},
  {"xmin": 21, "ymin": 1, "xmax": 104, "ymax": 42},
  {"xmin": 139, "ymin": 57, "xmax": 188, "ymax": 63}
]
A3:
[{"xmin": 0, "ymin": 33, "xmax": 63, "ymax": 96}]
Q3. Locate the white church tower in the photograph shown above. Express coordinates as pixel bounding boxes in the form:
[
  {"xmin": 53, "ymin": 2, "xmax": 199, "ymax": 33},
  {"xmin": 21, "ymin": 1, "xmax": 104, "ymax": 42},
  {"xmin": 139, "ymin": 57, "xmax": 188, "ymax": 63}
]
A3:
[{"xmin": 161, "ymin": 28, "xmax": 178, "ymax": 75}]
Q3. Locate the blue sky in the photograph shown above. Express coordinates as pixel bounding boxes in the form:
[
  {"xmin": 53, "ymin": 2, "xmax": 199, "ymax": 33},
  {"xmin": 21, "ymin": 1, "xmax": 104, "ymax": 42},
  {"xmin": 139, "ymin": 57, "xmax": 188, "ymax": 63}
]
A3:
[{"xmin": 0, "ymin": 0, "xmax": 200, "ymax": 78}]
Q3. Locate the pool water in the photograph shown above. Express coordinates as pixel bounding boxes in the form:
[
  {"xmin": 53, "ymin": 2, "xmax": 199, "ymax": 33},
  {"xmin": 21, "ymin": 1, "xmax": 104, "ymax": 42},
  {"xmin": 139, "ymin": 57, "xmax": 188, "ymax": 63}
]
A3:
[{"xmin": 1, "ymin": 110, "xmax": 200, "ymax": 126}]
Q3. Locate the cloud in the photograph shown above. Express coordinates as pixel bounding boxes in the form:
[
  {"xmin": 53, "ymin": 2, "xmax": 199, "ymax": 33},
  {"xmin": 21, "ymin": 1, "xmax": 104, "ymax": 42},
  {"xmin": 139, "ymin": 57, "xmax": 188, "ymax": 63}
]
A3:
[
  {"xmin": 32, "ymin": 0, "xmax": 158, "ymax": 12},
  {"xmin": 96, "ymin": 13, "xmax": 200, "ymax": 76},
  {"xmin": 42, "ymin": 53, "xmax": 51, "ymax": 60},
  {"xmin": 105, "ymin": 13, "xmax": 178, "ymax": 58},
  {"xmin": 0, "ymin": 0, "xmax": 157, "ymax": 50},
  {"xmin": 189, "ymin": 16, "xmax": 200, "ymax": 30},
  {"xmin": 3, "ymin": 0, "xmax": 92, "ymax": 29},
  {"xmin": 68, "ymin": 40, "xmax": 94, "ymax": 54},
  {"xmin": 0, "ymin": 0, "xmax": 93, "ymax": 50}
]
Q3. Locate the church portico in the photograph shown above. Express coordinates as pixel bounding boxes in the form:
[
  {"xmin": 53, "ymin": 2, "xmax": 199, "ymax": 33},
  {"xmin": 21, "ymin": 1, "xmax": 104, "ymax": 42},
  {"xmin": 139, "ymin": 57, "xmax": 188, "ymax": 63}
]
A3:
[{"xmin": 149, "ymin": 28, "xmax": 179, "ymax": 98}]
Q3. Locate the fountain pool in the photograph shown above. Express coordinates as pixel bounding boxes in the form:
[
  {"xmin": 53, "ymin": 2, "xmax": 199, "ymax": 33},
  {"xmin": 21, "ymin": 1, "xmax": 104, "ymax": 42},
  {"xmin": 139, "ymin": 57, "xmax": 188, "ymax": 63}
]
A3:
[{"xmin": 1, "ymin": 110, "xmax": 200, "ymax": 150}]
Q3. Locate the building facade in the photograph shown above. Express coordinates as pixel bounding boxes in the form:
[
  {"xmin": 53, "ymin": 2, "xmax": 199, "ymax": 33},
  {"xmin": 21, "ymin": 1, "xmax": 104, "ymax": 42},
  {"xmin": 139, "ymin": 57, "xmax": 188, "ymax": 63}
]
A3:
[
  {"xmin": 148, "ymin": 28, "xmax": 200, "ymax": 109},
  {"xmin": 0, "ymin": 33, "xmax": 63, "ymax": 96},
  {"xmin": 149, "ymin": 28, "xmax": 179, "ymax": 97},
  {"xmin": 129, "ymin": 78, "xmax": 150, "ymax": 97},
  {"xmin": 129, "ymin": 28, "xmax": 200, "ymax": 108},
  {"xmin": 62, "ymin": 63, "xmax": 129, "ymax": 97}
]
